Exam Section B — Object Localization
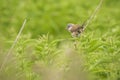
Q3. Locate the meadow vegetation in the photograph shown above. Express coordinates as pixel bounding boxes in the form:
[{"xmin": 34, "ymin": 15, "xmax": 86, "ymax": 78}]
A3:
[{"xmin": 0, "ymin": 0, "xmax": 120, "ymax": 80}]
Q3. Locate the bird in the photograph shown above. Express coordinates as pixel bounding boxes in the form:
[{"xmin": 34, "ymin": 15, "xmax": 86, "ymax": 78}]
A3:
[
  {"xmin": 66, "ymin": 0, "xmax": 103, "ymax": 37},
  {"xmin": 67, "ymin": 23, "xmax": 84, "ymax": 37}
]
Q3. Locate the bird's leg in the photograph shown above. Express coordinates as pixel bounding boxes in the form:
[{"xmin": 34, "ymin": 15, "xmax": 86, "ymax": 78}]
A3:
[{"xmin": 73, "ymin": 38, "xmax": 78, "ymax": 50}]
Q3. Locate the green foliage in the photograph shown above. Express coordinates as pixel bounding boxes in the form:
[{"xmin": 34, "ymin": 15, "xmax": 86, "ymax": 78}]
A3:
[{"xmin": 0, "ymin": 0, "xmax": 120, "ymax": 80}]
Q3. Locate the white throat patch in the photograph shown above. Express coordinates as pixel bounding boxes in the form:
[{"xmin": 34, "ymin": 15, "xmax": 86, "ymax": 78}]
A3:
[{"xmin": 68, "ymin": 27, "xmax": 72, "ymax": 31}]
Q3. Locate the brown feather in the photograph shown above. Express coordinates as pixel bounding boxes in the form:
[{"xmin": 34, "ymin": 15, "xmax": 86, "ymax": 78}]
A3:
[{"xmin": 70, "ymin": 24, "xmax": 80, "ymax": 32}]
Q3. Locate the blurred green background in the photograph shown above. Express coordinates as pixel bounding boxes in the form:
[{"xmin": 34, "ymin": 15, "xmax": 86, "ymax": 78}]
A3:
[
  {"xmin": 0, "ymin": 0, "xmax": 119, "ymax": 38},
  {"xmin": 0, "ymin": 0, "xmax": 120, "ymax": 80}
]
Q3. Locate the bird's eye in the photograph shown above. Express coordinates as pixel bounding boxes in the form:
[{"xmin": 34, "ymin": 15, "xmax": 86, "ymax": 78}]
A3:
[{"xmin": 67, "ymin": 25, "xmax": 71, "ymax": 28}]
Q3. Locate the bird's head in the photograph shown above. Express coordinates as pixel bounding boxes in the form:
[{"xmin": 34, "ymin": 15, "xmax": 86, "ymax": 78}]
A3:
[{"xmin": 66, "ymin": 23, "xmax": 74, "ymax": 31}]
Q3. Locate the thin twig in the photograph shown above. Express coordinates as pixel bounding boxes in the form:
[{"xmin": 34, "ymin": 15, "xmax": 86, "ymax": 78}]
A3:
[
  {"xmin": 0, "ymin": 19, "xmax": 27, "ymax": 73},
  {"xmin": 73, "ymin": 38, "xmax": 78, "ymax": 50},
  {"xmin": 74, "ymin": 40, "xmax": 77, "ymax": 49},
  {"xmin": 83, "ymin": 0, "xmax": 103, "ymax": 30}
]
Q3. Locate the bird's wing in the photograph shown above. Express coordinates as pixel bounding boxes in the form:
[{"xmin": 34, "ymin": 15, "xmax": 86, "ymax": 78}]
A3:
[{"xmin": 70, "ymin": 25, "xmax": 80, "ymax": 32}]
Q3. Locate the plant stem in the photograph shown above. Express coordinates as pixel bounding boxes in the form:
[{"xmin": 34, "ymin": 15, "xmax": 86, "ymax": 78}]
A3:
[{"xmin": 0, "ymin": 19, "xmax": 27, "ymax": 73}]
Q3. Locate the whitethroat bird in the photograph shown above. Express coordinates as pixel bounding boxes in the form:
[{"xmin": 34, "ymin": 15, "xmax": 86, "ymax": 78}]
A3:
[
  {"xmin": 67, "ymin": 23, "xmax": 85, "ymax": 37},
  {"xmin": 66, "ymin": 0, "xmax": 103, "ymax": 37}
]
